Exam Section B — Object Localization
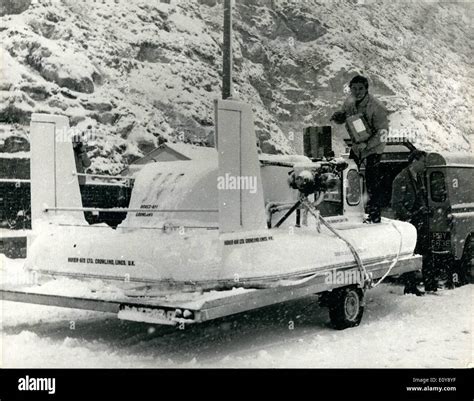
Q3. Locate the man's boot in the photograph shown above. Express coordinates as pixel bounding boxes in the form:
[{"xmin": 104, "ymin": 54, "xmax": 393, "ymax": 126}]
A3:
[
  {"xmin": 403, "ymin": 272, "xmax": 425, "ymax": 296},
  {"xmin": 404, "ymin": 283, "xmax": 425, "ymax": 296}
]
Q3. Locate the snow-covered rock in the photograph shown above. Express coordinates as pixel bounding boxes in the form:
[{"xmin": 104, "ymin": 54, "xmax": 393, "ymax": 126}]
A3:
[{"xmin": 0, "ymin": 0, "xmax": 472, "ymax": 173}]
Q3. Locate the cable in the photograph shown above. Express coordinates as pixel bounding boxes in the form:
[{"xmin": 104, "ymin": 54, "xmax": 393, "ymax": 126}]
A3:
[
  {"xmin": 370, "ymin": 221, "xmax": 403, "ymax": 288},
  {"xmin": 300, "ymin": 198, "xmax": 373, "ymax": 289}
]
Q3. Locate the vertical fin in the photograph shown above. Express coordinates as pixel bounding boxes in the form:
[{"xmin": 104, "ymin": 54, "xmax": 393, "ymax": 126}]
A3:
[
  {"xmin": 30, "ymin": 114, "xmax": 85, "ymax": 228},
  {"xmin": 215, "ymin": 99, "xmax": 267, "ymax": 234}
]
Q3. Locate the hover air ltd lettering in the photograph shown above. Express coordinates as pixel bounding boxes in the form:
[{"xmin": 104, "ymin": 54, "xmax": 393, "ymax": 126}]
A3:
[
  {"xmin": 67, "ymin": 257, "xmax": 135, "ymax": 266},
  {"xmin": 18, "ymin": 375, "xmax": 56, "ymax": 395},
  {"xmin": 217, "ymin": 174, "xmax": 257, "ymax": 194}
]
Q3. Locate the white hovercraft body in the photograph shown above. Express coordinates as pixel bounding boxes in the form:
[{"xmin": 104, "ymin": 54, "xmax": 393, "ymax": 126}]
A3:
[
  {"xmin": 26, "ymin": 219, "xmax": 416, "ymax": 287},
  {"xmin": 25, "ymin": 100, "xmax": 417, "ymax": 289}
]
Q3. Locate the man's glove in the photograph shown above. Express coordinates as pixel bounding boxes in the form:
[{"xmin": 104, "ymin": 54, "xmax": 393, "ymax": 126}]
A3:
[
  {"xmin": 73, "ymin": 141, "xmax": 85, "ymax": 152},
  {"xmin": 330, "ymin": 111, "xmax": 347, "ymax": 124}
]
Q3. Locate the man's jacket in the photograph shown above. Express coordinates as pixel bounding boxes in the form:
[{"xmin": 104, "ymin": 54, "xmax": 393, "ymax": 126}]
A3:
[
  {"xmin": 392, "ymin": 167, "xmax": 430, "ymax": 252},
  {"xmin": 341, "ymin": 94, "xmax": 389, "ymax": 160}
]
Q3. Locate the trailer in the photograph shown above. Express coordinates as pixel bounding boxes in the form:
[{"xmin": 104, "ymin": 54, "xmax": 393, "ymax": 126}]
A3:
[{"xmin": 1, "ymin": 252, "xmax": 420, "ymax": 330}]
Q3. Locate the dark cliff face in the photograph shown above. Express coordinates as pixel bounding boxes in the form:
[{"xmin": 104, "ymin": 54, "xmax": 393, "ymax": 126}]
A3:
[
  {"xmin": 0, "ymin": 0, "xmax": 471, "ymax": 173},
  {"xmin": 0, "ymin": 0, "xmax": 32, "ymax": 17}
]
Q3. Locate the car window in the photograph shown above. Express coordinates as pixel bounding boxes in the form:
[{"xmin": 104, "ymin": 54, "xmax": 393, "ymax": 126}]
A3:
[
  {"xmin": 346, "ymin": 169, "xmax": 361, "ymax": 205},
  {"xmin": 430, "ymin": 171, "xmax": 447, "ymax": 202}
]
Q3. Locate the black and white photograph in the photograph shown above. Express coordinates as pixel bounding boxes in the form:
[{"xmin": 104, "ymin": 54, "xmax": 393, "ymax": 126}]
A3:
[{"xmin": 0, "ymin": 0, "xmax": 472, "ymax": 399}]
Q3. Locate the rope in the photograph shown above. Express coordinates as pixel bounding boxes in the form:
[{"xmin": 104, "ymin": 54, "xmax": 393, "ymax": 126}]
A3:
[
  {"xmin": 370, "ymin": 221, "xmax": 403, "ymax": 288},
  {"xmin": 300, "ymin": 198, "xmax": 373, "ymax": 289},
  {"xmin": 268, "ymin": 220, "xmax": 403, "ymax": 290},
  {"xmin": 301, "ymin": 197, "xmax": 404, "ymax": 289}
]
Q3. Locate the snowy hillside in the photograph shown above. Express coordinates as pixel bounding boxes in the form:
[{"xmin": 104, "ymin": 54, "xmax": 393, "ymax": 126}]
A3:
[{"xmin": 0, "ymin": 0, "xmax": 472, "ymax": 173}]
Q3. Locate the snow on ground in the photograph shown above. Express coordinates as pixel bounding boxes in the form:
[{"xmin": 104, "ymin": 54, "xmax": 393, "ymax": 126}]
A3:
[{"xmin": 1, "ymin": 258, "xmax": 471, "ymax": 368}]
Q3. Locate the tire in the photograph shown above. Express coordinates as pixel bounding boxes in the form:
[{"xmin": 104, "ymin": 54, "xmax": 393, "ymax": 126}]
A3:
[
  {"xmin": 461, "ymin": 236, "xmax": 473, "ymax": 284},
  {"xmin": 328, "ymin": 286, "xmax": 364, "ymax": 330}
]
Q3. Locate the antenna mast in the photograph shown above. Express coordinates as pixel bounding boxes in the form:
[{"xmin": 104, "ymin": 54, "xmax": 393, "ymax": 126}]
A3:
[{"xmin": 222, "ymin": 0, "xmax": 233, "ymax": 99}]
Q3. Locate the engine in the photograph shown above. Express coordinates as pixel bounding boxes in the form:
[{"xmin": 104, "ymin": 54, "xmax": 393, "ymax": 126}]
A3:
[{"xmin": 288, "ymin": 158, "xmax": 348, "ymax": 196}]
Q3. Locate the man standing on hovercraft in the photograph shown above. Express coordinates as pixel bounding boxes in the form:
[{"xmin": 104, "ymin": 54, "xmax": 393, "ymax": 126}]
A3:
[{"xmin": 331, "ymin": 75, "xmax": 389, "ymax": 223}]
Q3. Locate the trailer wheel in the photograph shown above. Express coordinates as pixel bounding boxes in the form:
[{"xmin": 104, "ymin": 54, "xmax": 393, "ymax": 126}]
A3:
[{"xmin": 328, "ymin": 286, "xmax": 364, "ymax": 330}]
